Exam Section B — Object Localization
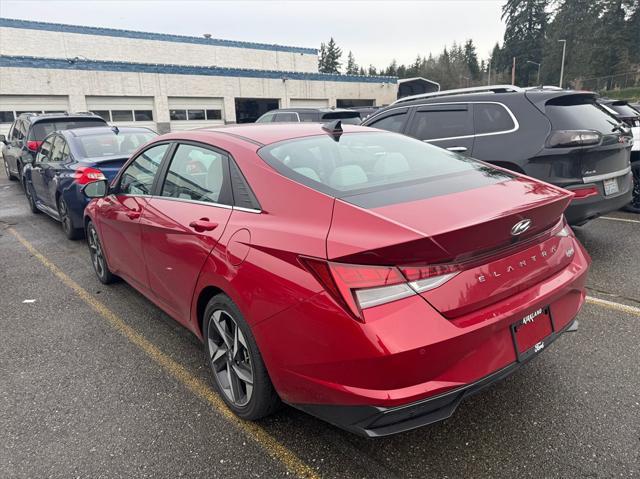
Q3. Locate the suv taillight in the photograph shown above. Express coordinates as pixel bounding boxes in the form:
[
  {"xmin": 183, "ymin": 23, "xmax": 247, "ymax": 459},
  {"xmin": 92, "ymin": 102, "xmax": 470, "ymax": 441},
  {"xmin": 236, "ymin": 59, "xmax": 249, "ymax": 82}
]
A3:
[
  {"xmin": 73, "ymin": 167, "xmax": 106, "ymax": 185},
  {"xmin": 300, "ymin": 258, "xmax": 459, "ymax": 321},
  {"xmin": 546, "ymin": 130, "xmax": 602, "ymax": 148},
  {"xmin": 27, "ymin": 141, "xmax": 42, "ymax": 152}
]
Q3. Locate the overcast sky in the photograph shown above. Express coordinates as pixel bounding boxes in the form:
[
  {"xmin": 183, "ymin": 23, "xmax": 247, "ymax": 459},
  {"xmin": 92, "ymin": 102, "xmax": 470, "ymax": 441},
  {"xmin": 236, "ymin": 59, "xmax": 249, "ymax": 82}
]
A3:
[{"xmin": 1, "ymin": 0, "xmax": 506, "ymax": 68}]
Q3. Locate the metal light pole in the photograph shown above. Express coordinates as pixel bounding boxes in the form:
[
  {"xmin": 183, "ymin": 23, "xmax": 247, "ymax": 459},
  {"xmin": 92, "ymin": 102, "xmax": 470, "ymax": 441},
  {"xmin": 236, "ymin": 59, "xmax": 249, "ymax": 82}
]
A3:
[
  {"xmin": 558, "ymin": 39, "xmax": 567, "ymax": 88},
  {"xmin": 526, "ymin": 61, "xmax": 541, "ymax": 85}
]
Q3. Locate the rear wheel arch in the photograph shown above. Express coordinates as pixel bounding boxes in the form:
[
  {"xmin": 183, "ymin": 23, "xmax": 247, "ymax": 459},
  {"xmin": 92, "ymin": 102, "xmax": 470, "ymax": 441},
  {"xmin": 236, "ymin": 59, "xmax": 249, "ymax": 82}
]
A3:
[{"xmin": 196, "ymin": 285, "xmax": 225, "ymax": 339}]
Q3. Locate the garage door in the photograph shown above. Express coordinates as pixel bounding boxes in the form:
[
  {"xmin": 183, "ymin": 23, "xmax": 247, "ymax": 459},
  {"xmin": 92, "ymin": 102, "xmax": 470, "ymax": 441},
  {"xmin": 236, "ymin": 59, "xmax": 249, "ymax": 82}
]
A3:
[
  {"xmin": 86, "ymin": 96, "xmax": 156, "ymax": 131},
  {"xmin": 0, "ymin": 95, "xmax": 69, "ymax": 135},
  {"xmin": 168, "ymin": 97, "xmax": 224, "ymax": 131},
  {"xmin": 290, "ymin": 99, "xmax": 329, "ymax": 108}
]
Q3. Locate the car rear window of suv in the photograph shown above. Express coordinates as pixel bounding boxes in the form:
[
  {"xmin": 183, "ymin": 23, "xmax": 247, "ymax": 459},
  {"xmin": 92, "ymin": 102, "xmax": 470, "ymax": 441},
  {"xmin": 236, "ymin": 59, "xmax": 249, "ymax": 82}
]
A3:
[
  {"xmin": 28, "ymin": 118, "xmax": 107, "ymax": 141},
  {"xmin": 258, "ymin": 131, "xmax": 508, "ymax": 196},
  {"xmin": 545, "ymin": 96, "xmax": 620, "ymax": 134}
]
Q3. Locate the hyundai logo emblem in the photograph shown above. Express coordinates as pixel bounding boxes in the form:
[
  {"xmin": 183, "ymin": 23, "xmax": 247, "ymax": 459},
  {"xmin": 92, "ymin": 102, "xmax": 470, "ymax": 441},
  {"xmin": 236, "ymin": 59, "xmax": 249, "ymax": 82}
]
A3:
[{"xmin": 511, "ymin": 219, "xmax": 532, "ymax": 236}]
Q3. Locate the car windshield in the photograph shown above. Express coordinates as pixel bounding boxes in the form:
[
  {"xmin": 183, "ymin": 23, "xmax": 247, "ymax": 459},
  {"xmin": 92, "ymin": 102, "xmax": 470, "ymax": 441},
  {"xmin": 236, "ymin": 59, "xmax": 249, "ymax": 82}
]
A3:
[
  {"xmin": 28, "ymin": 119, "xmax": 107, "ymax": 141},
  {"xmin": 76, "ymin": 131, "xmax": 156, "ymax": 158},
  {"xmin": 259, "ymin": 131, "xmax": 499, "ymax": 195}
]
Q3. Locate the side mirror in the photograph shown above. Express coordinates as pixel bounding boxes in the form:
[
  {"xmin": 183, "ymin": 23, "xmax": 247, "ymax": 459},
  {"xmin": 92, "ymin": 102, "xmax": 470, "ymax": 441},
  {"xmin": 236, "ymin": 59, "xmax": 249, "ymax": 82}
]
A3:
[
  {"xmin": 0, "ymin": 135, "xmax": 6, "ymax": 144},
  {"xmin": 82, "ymin": 179, "xmax": 108, "ymax": 198}
]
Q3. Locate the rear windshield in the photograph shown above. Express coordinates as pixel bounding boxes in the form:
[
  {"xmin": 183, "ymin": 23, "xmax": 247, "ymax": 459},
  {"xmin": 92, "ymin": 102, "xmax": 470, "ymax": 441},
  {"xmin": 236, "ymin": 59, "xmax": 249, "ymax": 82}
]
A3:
[
  {"xmin": 76, "ymin": 131, "xmax": 156, "ymax": 158},
  {"xmin": 258, "ymin": 131, "xmax": 500, "ymax": 195},
  {"xmin": 28, "ymin": 118, "xmax": 107, "ymax": 141},
  {"xmin": 545, "ymin": 96, "xmax": 621, "ymax": 133},
  {"xmin": 608, "ymin": 103, "xmax": 640, "ymax": 118}
]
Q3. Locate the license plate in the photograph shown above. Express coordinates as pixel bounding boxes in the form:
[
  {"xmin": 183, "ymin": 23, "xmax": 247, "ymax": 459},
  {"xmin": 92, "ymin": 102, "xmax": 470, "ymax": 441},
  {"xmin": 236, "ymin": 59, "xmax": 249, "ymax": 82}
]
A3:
[
  {"xmin": 510, "ymin": 308, "xmax": 553, "ymax": 360},
  {"xmin": 603, "ymin": 177, "xmax": 619, "ymax": 196}
]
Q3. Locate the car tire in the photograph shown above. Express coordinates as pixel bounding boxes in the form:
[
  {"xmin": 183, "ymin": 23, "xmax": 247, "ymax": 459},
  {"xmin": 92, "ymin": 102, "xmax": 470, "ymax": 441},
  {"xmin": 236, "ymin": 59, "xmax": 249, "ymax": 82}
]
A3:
[
  {"xmin": 58, "ymin": 197, "xmax": 83, "ymax": 240},
  {"xmin": 86, "ymin": 220, "xmax": 116, "ymax": 284},
  {"xmin": 4, "ymin": 158, "xmax": 17, "ymax": 181},
  {"xmin": 623, "ymin": 163, "xmax": 640, "ymax": 214},
  {"xmin": 24, "ymin": 181, "xmax": 40, "ymax": 214},
  {"xmin": 204, "ymin": 294, "xmax": 280, "ymax": 420}
]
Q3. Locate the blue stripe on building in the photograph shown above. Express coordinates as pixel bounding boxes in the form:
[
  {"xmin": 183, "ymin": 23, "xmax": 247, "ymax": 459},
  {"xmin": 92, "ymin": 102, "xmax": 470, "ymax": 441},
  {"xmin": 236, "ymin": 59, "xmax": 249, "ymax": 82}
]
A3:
[
  {"xmin": 0, "ymin": 55, "xmax": 398, "ymax": 84},
  {"xmin": 0, "ymin": 17, "xmax": 318, "ymax": 55}
]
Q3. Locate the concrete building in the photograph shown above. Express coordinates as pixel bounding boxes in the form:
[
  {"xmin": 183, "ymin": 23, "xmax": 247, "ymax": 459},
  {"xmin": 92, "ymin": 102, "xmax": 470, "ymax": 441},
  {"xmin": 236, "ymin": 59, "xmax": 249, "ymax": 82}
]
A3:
[{"xmin": 0, "ymin": 18, "xmax": 398, "ymax": 135}]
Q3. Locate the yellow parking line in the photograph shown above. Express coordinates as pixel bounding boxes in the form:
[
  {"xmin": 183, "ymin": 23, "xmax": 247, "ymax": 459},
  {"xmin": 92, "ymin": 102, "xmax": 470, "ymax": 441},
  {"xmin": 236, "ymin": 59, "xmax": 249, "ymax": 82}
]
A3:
[
  {"xmin": 8, "ymin": 227, "xmax": 320, "ymax": 479},
  {"xmin": 586, "ymin": 295, "xmax": 640, "ymax": 317}
]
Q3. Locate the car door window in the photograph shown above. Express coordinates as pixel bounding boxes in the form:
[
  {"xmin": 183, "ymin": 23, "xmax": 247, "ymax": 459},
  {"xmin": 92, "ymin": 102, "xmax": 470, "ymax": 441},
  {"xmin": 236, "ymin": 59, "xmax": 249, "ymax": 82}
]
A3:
[
  {"xmin": 474, "ymin": 103, "xmax": 515, "ymax": 135},
  {"xmin": 49, "ymin": 136, "xmax": 66, "ymax": 162},
  {"xmin": 368, "ymin": 111, "xmax": 408, "ymax": 133},
  {"xmin": 160, "ymin": 144, "xmax": 230, "ymax": 205},
  {"xmin": 36, "ymin": 137, "xmax": 54, "ymax": 163},
  {"xmin": 119, "ymin": 143, "xmax": 168, "ymax": 195},
  {"xmin": 409, "ymin": 106, "xmax": 473, "ymax": 141}
]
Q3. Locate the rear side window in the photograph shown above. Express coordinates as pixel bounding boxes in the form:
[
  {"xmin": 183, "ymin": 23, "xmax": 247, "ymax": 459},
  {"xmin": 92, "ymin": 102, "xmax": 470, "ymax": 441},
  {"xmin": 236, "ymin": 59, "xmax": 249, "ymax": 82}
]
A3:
[
  {"xmin": 274, "ymin": 112, "xmax": 298, "ymax": 122},
  {"xmin": 160, "ymin": 144, "xmax": 231, "ymax": 205},
  {"xmin": 409, "ymin": 107, "xmax": 473, "ymax": 141},
  {"xmin": 298, "ymin": 112, "xmax": 318, "ymax": 122},
  {"xmin": 255, "ymin": 113, "xmax": 275, "ymax": 123},
  {"xmin": 28, "ymin": 119, "xmax": 107, "ymax": 141},
  {"xmin": 120, "ymin": 143, "xmax": 168, "ymax": 195},
  {"xmin": 259, "ymin": 132, "xmax": 492, "ymax": 195},
  {"xmin": 474, "ymin": 103, "xmax": 516, "ymax": 134},
  {"xmin": 367, "ymin": 112, "xmax": 408, "ymax": 133},
  {"xmin": 545, "ymin": 96, "xmax": 620, "ymax": 134}
]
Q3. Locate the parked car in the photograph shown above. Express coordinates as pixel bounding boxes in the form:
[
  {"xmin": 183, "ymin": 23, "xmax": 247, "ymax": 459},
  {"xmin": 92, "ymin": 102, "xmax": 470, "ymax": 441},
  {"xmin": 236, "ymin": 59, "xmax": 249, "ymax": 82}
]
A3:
[
  {"xmin": 23, "ymin": 126, "xmax": 156, "ymax": 239},
  {"xmin": 81, "ymin": 122, "xmax": 589, "ymax": 437},
  {"xmin": 597, "ymin": 98, "xmax": 640, "ymax": 212},
  {"xmin": 255, "ymin": 107, "xmax": 361, "ymax": 124},
  {"xmin": 1, "ymin": 112, "xmax": 107, "ymax": 183},
  {"xmin": 362, "ymin": 85, "xmax": 634, "ymax": 225}
]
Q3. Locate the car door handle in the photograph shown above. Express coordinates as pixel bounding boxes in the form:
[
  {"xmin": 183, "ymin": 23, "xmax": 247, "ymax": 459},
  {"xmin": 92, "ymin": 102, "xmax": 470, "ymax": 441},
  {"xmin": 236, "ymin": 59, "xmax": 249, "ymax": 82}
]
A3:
[
  {"xmin": 127, "ymin": 211, "xmax": 141, "ymax": 220},
  {"xmin": 446, "ymin": 146, "xmax": 468, "ymax": 153},
  {"xmin": 189, "ymin": 218, "xmax": 218, "ymax": 232}
]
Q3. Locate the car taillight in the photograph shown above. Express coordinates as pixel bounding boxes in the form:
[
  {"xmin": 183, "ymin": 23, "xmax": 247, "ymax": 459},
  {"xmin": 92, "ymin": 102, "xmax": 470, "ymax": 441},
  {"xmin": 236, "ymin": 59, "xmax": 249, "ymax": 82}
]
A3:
[
  {"xmin": 570, "ymin": 186, "xmax": 599, "ymax": 199},
  {"xmin": 300, "ymin": 258, "xmax": 459, "ymax": 321},
  {"xmin": 27, "ymin": 140, "xmax": 42, "ymax": 152},
  {"xmin": 546, "ymin": 130, "xmax": 601, "ymax": 148},
  {"xmin": 73, "ymin": 166, "xmax": 106, "ymax": 185}
]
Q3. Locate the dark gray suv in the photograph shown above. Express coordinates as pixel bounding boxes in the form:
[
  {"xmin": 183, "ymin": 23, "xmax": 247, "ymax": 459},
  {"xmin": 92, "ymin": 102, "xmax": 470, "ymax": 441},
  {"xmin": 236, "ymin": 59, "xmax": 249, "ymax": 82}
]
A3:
[
  {"xmin": 363, "ymin": 85, "xmax": 633, "ymax": 225},
  {"xmin": 1, "ymin": 112, "xmax": 107, "ymax": 183}
]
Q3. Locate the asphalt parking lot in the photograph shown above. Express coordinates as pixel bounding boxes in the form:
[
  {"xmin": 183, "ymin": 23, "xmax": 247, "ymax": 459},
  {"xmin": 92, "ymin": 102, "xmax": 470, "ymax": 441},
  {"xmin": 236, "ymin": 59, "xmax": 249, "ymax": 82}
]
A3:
[{"xmin": 1, "ymin": 173, "xmax": 639, "ymax": 479}]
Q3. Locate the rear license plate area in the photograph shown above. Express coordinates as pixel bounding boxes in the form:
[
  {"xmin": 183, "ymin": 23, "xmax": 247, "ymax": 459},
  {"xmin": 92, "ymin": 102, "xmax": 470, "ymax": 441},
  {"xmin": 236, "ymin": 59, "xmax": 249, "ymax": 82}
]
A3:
[
  {"xmin": 603, "ymin": 177, "xmax": 619, "ymax": 196},
  {"xmin": 510, "ymin": 307, "xmax": 554, "ymax": 362}
]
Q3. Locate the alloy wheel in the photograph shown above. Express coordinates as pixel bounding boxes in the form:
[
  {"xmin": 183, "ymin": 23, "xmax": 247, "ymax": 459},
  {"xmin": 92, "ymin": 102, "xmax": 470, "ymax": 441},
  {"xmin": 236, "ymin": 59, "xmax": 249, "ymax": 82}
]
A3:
[
  {"xmin": 207, "ymin": 310, "xmax": 254, "ymax": 407},
  {"xmin": 59, "ymin": 199, "xmax": 73, "ymax": 235},
  {"xmin": 88, "ymin": 225, "xmax": 106, "ymax": 279}
]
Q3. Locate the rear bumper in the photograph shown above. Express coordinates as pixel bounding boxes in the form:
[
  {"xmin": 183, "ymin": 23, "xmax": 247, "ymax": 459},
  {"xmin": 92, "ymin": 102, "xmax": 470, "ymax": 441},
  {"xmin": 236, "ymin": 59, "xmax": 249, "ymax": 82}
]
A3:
[
  {"xmin": 294, "ymin": 317, "xmax": 577, "ymax": 438},
  {"xmin": 565, "ymin": 171, "xmax": 633, "ymax": 225}
]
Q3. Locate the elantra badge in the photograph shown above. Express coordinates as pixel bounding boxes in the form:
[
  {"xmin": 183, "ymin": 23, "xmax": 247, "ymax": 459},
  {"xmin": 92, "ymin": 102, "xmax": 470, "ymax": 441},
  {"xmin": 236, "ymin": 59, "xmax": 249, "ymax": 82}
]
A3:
[{"xmin": 511, "ymin": 219, "xmax": 532, "ymax": 236}]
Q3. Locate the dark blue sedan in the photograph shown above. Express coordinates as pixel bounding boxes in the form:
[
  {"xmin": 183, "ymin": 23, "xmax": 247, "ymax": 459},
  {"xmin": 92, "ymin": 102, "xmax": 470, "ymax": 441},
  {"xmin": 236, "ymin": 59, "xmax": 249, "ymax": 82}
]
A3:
[{"xmin": 23, "ymin": 126, "xmax": 156, "ymax": 239}]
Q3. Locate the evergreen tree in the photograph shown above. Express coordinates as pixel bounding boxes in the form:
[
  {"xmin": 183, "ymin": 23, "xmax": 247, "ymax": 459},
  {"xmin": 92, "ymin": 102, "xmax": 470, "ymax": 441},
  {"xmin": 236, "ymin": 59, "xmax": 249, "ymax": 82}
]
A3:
[
  {"xmin": 358, "ymin": 66, "xmax": 366, "ymax": 76},
  {"xmin": 318, "ymin": 43, "xmax": 327, "ymax": 72},
  {"xmin": 346, "ymin": 51, "xmax": 359, "ymax": 74},
  {"xmin": 368, "ymin": 64, "xmax": 378, "ymax": 76},
  {"xmin": 321, "ymin": 37, "xmax": 342, "ymax": 74},
  {"xmin": 501, "ymin": 0, "xmax": 549, "ymax": 85},
  {"xmin": 385, "ymin": 59, "xmax": 399, "ymax": 76},
  {"xmin": 464, "ymin": 39, "xmax": 481, "ymax": 80}
]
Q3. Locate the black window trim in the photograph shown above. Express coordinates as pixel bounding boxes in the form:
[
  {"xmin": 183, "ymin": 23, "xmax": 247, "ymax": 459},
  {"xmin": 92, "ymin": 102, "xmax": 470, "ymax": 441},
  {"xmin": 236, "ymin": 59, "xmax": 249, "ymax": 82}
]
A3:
[
  {"xmin": 367, "ymin": 107, "xmax": 410, "ymax": 134},
  {"xmin": 111, "ymin": 140, "xmax": 175, "ymax": 197},
  {"xmin": 367, "ymin": 101, "xmax": 519, "ymax": 142}
]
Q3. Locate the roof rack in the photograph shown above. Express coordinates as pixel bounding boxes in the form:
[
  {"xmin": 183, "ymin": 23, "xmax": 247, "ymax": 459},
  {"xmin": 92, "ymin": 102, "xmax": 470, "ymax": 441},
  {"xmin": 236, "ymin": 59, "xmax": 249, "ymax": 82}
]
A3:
[{"xmin": 392, "ymin": 84, "xmax": 525, "ymax": 105}]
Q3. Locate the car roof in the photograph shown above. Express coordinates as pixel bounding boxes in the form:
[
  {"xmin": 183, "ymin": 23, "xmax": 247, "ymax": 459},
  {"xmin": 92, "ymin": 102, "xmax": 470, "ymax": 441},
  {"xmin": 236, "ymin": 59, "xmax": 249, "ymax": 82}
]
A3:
[
  {"xmin": 157, "ymin": 123, "xmax": 373, "ymax": 146},
  {"xmin": 60, "ymin": 126, "xmax": 155, "ymax": 138},
  {"xmin": 268, "ymin": 108, "xmax": 355, "ymax": 113}
]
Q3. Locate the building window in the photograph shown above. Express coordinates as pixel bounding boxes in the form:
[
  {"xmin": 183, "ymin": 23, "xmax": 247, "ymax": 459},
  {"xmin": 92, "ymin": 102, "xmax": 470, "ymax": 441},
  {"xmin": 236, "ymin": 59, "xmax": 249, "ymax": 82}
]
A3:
[
  {"xmin": 111, "ymin": 110, "xmax": 134, "ymax": 121},
  {"xmin": 206, "ymin": 109, "xmax": 222, "ymax": 120},
  {"xmin": 170, "ymin": 108, "xmax": 223, "ymax": 121},
  {"xmin": 134, "ymin": 110, "xmax": 154, "ymax": 121},
  {"xmin": 187, "ymin": 109, "xmax": 206, "ymax": 120},
  {"xmin": 0, "ymin": 111, "xmax": 15, "ymax": 123},
  {"xmin": 92, "ymin": 110, "xmax": 111, "ymax": 121}
]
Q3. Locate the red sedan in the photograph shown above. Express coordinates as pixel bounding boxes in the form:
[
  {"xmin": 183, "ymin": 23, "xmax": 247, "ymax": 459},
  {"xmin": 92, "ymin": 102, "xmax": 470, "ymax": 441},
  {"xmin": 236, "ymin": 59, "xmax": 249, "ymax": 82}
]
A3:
[{"xmin": 82, "ymin": 122, "xmax": 590, "ymax": 437}]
